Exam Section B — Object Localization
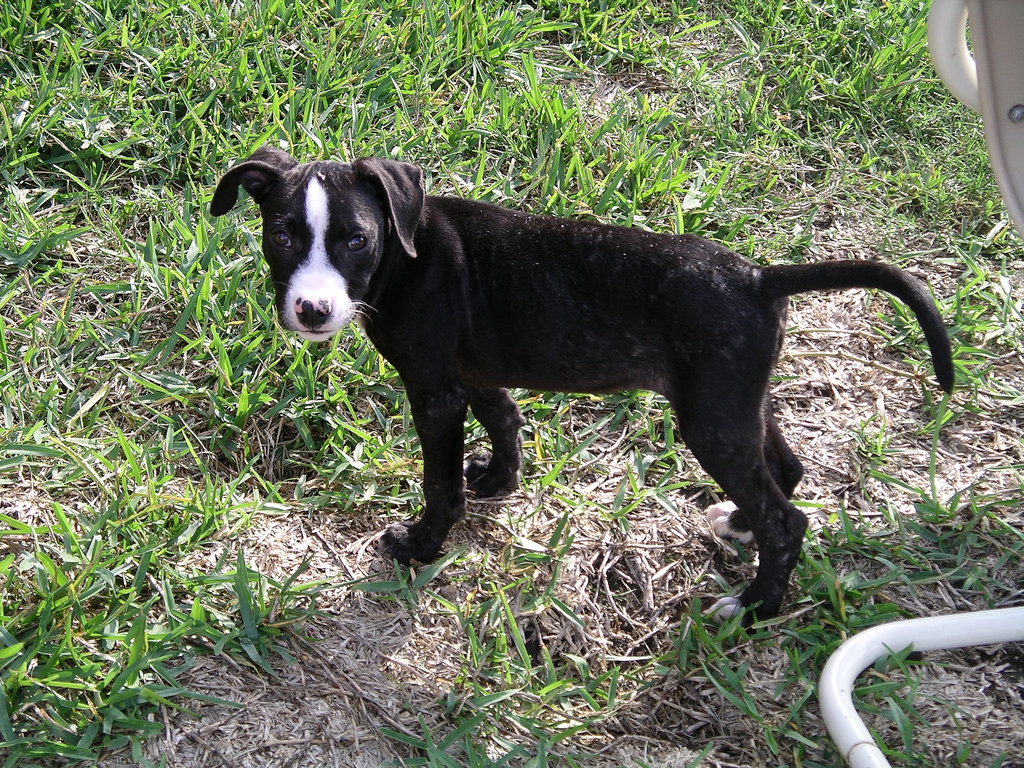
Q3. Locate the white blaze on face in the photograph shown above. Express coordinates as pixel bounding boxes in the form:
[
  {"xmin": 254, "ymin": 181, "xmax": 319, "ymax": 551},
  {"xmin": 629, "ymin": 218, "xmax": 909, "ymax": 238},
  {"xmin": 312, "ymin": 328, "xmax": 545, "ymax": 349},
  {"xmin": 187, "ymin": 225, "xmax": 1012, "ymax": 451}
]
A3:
[{"xmin": 284, "ymin": 175, "xmax": 353, "ymax": 341}]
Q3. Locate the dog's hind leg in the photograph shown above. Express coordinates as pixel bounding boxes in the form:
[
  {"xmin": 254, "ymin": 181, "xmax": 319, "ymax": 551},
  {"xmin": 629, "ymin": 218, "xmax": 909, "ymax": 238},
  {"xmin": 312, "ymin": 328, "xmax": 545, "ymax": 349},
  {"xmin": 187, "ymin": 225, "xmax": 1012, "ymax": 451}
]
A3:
[
  {"xmin": 707, "ymin": 395, "xmax": 804, "ymax": 544},
  {"xmin": 465, "ymin": 387, "xmax": 525, "ymax": 498},
  {"xmin": 675, "ymin": 392, "xmax": 808, "ymax": 622},
  {"xmin": 382, "ymin": 385, "xmax": 470, "ymax": 565},
  {"xmin": 763, "ymin": 396, "xmax": 803, "ymax": 497}
]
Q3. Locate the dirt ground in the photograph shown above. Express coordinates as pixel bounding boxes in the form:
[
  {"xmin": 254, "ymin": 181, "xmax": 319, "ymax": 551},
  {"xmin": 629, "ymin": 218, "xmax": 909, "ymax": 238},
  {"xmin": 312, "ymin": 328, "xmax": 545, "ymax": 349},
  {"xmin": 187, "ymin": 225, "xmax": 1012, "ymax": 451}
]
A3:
[{"xmin": 102, "ymin": 232, "xmax": 1024, "ymax": 768}]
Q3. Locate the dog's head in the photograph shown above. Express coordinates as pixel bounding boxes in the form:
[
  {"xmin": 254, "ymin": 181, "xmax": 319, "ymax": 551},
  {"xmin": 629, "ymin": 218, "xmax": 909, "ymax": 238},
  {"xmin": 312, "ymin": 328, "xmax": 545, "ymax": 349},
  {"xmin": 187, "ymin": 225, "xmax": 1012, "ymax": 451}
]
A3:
[{"xmin": 211, "ymin": 146, "xmax": 424, "ymax": 341}]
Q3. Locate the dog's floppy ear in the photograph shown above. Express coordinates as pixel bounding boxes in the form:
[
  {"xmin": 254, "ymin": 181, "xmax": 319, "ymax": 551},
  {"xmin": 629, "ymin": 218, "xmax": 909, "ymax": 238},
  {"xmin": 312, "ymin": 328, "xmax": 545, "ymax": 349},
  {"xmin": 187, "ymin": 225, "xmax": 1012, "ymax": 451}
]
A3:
[
  {"xmin": 354, "ymin": 158, "xmax": 424, "ymax": 259},
  {"xmin": 211, "ymin": 146, "xmax": 299, "ymax": 216}
]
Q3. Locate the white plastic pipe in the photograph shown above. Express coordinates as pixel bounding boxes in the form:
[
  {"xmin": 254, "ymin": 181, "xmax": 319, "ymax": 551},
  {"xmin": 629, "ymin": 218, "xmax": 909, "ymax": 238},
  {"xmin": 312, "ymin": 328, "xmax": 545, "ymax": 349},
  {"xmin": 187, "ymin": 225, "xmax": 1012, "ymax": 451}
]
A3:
[
  {"xmin": 928, "ymin": 0, "xmax": 980, "ymax": 112},
  {"xmin": 927, "ymin": 0, "xmax": 1024, "ymax": 235},
  {"xmin": 820, "ymin": 606, "xmax": 1024, "ymax": 768}
]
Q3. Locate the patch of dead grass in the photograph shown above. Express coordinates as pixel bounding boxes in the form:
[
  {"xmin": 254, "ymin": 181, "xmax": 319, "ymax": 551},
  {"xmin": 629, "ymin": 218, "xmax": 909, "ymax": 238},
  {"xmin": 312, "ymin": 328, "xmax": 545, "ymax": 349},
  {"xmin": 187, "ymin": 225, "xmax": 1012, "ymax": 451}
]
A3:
[{"xmin": 100, "ymin": 218, "xmax": 1024, "ymax": 768}]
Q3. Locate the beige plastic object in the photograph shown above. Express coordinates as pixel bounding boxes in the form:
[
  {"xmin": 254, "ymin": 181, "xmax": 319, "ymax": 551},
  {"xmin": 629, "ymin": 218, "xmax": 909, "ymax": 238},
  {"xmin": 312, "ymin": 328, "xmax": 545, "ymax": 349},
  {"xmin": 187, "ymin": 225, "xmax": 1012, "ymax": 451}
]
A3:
[
  {"xmin": 929, "ymin": 0, "xmax": 1024, "ymax": 233},
  {"xmin": 820, "ymin": 607, "xmax": 1024, "ymax": 768}
]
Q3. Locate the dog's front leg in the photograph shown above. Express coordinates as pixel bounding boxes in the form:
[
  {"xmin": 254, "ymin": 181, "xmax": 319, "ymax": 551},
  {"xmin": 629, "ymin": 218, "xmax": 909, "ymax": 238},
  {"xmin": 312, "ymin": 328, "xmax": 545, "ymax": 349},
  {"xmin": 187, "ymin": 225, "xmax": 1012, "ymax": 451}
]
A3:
[{"xmin": 381, "ymin": 386, "xmax": 469, "ymax": 565}]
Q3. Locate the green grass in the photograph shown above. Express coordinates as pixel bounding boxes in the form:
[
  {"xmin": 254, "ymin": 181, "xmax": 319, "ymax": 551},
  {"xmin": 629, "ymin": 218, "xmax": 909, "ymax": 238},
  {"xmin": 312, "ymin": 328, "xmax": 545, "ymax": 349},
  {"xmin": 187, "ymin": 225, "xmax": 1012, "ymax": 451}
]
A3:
[{"xmin": 2, "ymin": 0, "xmax": 1023, "ymax": 766}]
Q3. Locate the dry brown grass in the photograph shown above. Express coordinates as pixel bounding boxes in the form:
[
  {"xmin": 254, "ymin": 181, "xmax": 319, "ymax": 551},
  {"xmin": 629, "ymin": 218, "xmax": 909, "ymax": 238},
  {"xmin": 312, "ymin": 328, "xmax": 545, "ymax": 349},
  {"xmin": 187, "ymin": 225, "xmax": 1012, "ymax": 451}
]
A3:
[{"xmin": 101, "ymin": 238, "xmax": 1024, "ymax": 768}]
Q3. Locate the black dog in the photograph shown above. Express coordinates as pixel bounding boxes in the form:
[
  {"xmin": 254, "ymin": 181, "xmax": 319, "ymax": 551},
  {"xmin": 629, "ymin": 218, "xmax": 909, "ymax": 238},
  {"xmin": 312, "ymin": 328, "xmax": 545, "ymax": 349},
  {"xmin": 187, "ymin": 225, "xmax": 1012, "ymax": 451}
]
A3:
[{"xmin": 212, "ymin": 146, "xmax": 954, "ymax": 622}]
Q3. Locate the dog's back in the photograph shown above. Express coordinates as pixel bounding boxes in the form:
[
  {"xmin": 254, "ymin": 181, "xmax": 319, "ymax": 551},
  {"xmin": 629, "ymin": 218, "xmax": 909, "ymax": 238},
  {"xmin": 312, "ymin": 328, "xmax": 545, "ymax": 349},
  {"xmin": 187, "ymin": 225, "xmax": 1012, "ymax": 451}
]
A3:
[{"xmin": 413, "ymin": 196, "xmax": 783, "ymax": 395}]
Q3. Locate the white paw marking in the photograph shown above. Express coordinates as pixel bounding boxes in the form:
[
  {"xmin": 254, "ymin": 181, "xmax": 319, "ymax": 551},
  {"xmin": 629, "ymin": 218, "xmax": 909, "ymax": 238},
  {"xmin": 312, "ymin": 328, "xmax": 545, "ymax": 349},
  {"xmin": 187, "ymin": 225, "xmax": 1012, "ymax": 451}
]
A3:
[
  {"xmin": 706, "ymin": 501, "xmax": 754, "ymax": 544},
  {"xmin": 707, "ymin": 596, "xmax": 743, "ymax": 621}
]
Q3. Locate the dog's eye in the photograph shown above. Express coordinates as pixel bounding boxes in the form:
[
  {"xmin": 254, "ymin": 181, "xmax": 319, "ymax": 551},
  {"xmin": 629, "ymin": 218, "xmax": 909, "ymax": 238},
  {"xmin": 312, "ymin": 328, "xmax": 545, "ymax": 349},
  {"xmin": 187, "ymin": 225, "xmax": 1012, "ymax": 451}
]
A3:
[
  {"xmin": 348, "ymin": 235, "xmax": 367, "ymax": 251},
  {"xmin": 271, "ymin": 230, "xmax": 291, "ymax": 248}
]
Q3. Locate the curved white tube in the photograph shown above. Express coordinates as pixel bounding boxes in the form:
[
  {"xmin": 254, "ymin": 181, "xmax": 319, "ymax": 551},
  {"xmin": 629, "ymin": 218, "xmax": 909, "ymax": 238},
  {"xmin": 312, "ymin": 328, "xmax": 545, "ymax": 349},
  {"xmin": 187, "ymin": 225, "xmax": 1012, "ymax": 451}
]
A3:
[
  {"xmin": 820, "ymin": 607, "xmax": 1024, "ymax": 768},
  {"xmin": 928, "ymin": 0, "xmax": 980, "ymax": 112}
]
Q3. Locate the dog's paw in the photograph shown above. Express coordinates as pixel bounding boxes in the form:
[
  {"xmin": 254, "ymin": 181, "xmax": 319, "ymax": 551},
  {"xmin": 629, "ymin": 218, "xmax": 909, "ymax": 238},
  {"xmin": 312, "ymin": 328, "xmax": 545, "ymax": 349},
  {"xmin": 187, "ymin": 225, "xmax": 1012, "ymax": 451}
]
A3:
[
  {"xmin": 380, "ymin": 521, "xmax": 440, "ymax": 566},
  {"xmin": 706, "ymin": 502, "xmax": 755, "ymax": 544},
  {"xmin": 706, "ymin": 596, "xmax": 744, "ymax": 622},
  {"xmin": 464, "ymin": 452, "xmax": 518, "ymax": 498}
]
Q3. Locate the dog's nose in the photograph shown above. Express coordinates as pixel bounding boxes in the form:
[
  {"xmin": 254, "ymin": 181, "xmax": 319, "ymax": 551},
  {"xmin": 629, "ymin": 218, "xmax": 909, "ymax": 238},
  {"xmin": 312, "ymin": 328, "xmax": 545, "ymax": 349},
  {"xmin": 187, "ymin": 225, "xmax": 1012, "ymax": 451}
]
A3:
[{"xmin": 295, "ymin": 298, "xmax": 332, "ymax": 331}]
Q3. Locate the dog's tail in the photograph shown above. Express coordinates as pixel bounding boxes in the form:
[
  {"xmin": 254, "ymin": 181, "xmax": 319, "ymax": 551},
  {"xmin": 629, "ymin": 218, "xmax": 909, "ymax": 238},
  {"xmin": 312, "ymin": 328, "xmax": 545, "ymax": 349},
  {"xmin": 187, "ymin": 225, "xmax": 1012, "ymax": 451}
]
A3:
[{"xmin": 761, "ymin": 260, "xmax": 955, "ymax": 393}]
